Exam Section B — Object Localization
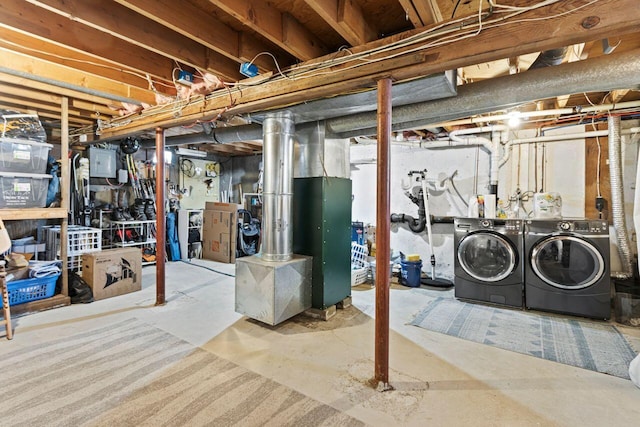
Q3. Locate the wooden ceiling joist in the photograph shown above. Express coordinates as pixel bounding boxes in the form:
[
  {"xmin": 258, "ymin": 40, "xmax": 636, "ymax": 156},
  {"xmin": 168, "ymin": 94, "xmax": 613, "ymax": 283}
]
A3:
[
  {"xmin": 25, "ymin": 0, "xmax": 242, "ymax": 81},
  {"xmin": 0, "ymin": 0, "xmax": 176, "ymax": 86},
  {"xmin": 209, "ymin": 0, "xmax": 328, "ymax": 61},
  {"xmin": 0, "ymin": 47, "xmax": 158, "ymax": 105},
  {"xmin": 113, "ymin": 0, "xmax": 291, "ymax": 72},
  {"xmin": 398, "ymin": 0, "xmax": 443, "ymax": 27},
  {"xmin": 304, "ymin": 0, "xmax": 377, "ymax": 46},
  {"xmin": 98, "ymin": 0, "xmax": 640, "ymax": 139}
]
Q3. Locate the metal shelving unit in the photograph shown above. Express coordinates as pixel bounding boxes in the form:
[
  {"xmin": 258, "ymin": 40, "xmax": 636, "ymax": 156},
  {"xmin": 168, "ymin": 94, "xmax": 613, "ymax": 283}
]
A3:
[
  {"xmin": 177, "ymin": 209, "xmax": 203, "ymax": 260},
  {"xmin": 108, "ymin": 220, "xmax": 157, "ymax": 265}
]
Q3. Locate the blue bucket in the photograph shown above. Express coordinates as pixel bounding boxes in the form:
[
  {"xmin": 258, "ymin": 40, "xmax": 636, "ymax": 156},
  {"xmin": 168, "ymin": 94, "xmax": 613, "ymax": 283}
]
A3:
[{"xmin": 400, "ymin": 260, "xmax": 422, "ymax": 287}]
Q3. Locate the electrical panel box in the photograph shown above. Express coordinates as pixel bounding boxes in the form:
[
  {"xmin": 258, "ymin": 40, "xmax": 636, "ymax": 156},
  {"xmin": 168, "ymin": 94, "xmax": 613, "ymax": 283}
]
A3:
[{"xmin": 89, "ymin": 147, "xmax": 116, "ymax": 178}]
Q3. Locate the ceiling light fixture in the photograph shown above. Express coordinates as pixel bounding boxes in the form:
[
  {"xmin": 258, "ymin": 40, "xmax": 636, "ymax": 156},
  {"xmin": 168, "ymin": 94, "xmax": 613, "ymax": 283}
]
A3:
[{"xmin": 507, "ymin": 111, "xmax": 522, "ymax": 128}]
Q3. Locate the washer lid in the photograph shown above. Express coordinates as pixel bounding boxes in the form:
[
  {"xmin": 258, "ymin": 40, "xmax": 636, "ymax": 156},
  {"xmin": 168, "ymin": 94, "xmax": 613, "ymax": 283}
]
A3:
[
  {"xmin": 530, "ymin": 235, "xmax": 605, "ymax": 290},
  {"xmin": 458, "ymin": 231, "xmax": 517, "ymax": 282}
]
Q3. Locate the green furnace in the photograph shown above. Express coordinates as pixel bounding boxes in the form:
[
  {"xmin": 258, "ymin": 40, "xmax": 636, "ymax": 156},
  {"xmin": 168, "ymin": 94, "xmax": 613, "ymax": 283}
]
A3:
[{"xmin": 293, "ymin": 177, "xmax": 352, "ymax": 310}]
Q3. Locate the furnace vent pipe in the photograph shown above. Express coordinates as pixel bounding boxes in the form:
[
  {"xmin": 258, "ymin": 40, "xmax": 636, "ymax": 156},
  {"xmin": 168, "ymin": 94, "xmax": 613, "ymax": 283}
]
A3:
[
  {"xmin": 608, "ymin": 115, "xmax": 634, "ymax": 279},
  {"xmin": 261, "ymin": 111, "xmax": 295, "ymax": 262}
]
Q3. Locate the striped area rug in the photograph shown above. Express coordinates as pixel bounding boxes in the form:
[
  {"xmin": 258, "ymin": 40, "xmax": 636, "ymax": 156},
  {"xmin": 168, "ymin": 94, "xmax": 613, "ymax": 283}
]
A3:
[
  {"xmin": 0, "ymin": 319, "xmax": 363, "ymax": 427},
  {"xmin": 410, "ymin": 297, "xmax": 637, "ymax": 379}
]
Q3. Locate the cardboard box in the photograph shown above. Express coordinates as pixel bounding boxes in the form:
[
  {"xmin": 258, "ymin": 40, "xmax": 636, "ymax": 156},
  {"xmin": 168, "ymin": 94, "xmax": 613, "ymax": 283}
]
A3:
[
  {"xmin": 202, "ymin": 203, "xmax": 241, "ymax": 263},
  {"xmin": 81, "ymin": 248, "xmax": 141, "ymax": 300},
  {"xmin": 205, "ymin": 202, "xmax": 241, "ymax": 212},
  {"xmin": 202, "ymin": 210, "xmax": 237, "ymax": 263}
]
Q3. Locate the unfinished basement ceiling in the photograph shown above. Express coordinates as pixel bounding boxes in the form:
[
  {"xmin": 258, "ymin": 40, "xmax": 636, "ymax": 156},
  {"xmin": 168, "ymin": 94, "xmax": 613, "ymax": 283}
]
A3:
[{"xmin": 0, "ymin": 0, "xmax": 639, "ymax": 155}]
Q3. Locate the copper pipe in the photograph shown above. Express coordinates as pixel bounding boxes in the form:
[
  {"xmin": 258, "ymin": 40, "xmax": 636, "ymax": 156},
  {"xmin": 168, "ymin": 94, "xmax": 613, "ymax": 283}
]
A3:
[
  {"xmin": 155, "ymin": 127, "xmax": 166, "ymax": 306},
  {"xmin": 375, "ymin": 78, "xmax": 392, "ymax": 387}
]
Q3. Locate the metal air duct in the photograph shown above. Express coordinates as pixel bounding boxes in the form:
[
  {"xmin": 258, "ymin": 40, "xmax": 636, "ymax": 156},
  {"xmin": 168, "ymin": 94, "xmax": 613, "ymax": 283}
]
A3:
[
  {"xmin": 608, "ymin": 115, "xmax": 634, "ymax": 279},
  {"xmin": 261, "ymin": 111, "xmax": 295, "ymax": 261},
  {"xmin": 329, "ymin": 48, "xmax": 640, "ymax": 138}
]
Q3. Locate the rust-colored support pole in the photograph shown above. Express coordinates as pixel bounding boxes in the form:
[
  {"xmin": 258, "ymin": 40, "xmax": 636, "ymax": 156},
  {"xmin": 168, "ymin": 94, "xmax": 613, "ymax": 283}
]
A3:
[
  {"xmin": 155, "ymin": 127, "xmax": 166, "ymax": 306},
  {"xmin": 374, "ymin": 78, "xmax": 392, "ymax": 388}
]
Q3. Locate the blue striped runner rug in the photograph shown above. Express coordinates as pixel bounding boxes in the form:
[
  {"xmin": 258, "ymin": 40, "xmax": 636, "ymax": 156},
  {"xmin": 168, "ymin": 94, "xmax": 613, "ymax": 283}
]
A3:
[{"xmin": 410, "ymin": 297, "xmax": 637, "ymax": 379}]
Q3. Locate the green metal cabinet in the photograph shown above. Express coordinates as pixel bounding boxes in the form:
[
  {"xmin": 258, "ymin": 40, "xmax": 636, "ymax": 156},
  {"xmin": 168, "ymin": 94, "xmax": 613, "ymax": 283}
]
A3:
[{"xmin": 293, "ymin": 177, "xmax": 352, "ymax": 309}]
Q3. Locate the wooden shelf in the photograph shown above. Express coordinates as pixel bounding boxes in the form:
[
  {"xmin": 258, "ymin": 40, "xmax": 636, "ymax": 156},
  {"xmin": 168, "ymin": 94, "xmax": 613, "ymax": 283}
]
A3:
[
  {"xmin": 10, "ymin": 294, "xmax": 71, "ymax": 316},
  {"xmin": 0, "ymin": 208, "xmax": 67, "ymax": 220}
]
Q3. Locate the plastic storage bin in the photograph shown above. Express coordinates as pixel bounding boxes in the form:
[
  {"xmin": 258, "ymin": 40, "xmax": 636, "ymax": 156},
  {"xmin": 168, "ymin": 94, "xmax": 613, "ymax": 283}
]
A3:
[
  {"xmin": 6, "ymin": 273, "xmax": 59, "ymax": 306},
  {"xmin": 0, "ymin": 137, "xmax": 53, "ymax": 174},
  {"xmin": 0, "ymin": 172, "xmax": 51, "ymax": 208}
]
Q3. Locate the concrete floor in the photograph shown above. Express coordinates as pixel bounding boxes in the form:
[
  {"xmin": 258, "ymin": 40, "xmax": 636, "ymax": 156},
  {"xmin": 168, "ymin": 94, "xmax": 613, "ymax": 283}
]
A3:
[{"xmin": 5, "ymin": 259, "xmax": 640, "ymax": 426}]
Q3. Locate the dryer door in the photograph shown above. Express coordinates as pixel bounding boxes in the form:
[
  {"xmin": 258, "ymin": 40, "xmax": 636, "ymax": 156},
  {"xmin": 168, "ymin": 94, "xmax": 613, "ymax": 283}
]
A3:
[
  {"xmin": 530, "ymin": 235, "xmax": 605, "ymax": 290},
  {"xmin": 457, "ymin": 231, "xmax": 517, "ymax": 282}
]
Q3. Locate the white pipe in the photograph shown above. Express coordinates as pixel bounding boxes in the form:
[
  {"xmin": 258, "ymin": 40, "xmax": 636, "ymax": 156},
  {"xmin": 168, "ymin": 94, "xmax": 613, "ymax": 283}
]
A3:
[
  {"xmin": 354, "ymin": 125, "xmax": 640, "ymax": 150},
  {"xmin": 431, "ymin": 100, "xmax": 640, "ymax": 128}
]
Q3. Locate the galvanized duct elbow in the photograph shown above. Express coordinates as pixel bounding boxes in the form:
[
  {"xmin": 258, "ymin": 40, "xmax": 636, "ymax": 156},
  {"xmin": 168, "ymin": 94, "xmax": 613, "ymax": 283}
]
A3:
[{"xmin": 608, "ymin": 115, "xmax": 634, "ymax": 279}]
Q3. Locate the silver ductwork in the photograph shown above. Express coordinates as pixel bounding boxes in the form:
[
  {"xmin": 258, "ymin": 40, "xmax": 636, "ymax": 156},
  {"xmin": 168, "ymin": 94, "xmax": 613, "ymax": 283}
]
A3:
[
  {"xmin": 135, "ymin": 48, "xmax": 640, "ymax": 148},
  {"xmin": 261, "ymin": 111, "xmax": 295, "ymax": 261},
  {"xmin": 608, "ymin": 115, "xmax": 634, "ymax": 279},
  {"xmin": 329, "ymin": 48, "xmax": 640, "ymax": 137}
]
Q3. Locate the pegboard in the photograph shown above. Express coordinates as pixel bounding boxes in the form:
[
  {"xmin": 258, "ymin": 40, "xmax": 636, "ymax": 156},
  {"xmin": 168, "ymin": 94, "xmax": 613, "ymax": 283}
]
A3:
[{"xmin": 178, "ymin": 158, "xmax": 220, "ymax": 209}]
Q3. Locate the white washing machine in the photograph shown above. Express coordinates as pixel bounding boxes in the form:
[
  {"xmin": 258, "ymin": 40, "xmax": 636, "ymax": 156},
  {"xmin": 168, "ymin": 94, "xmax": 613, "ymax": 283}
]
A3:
[{"xmin": 524, "ymin": 219, "xmax": 611, "ymax": 319}]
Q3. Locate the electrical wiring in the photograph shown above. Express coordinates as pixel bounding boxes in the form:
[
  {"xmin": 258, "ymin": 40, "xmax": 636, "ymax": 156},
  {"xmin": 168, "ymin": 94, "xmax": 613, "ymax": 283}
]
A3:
[
  {"xmin": 590, "ymin": 120, "xmax": 603, "ymax": 198},
  {"xmin": 97, "ymin": 0, "xmax": 598, "ymax": 132}
]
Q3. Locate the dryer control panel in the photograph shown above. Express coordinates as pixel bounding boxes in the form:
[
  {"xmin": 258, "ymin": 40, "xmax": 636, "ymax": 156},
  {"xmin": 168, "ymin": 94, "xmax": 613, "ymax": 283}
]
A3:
[{"xmin": 556, "ymin": 220, "xmax": 608, "ymax": 234}]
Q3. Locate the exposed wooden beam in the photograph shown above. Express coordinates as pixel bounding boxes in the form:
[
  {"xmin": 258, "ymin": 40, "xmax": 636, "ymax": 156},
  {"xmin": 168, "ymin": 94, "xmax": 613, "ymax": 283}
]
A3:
[
  {"xmin": 0, "ymin": 72, "xmax": 139, "ymax": 110},
  {"xmin": 0, "ymin": 29, "xmax": 168, "ymax": 92},
  {"xmin": 605, "ymin": 89, "xmax": 631, "ymax": 104},
  {"xmin": 71, "ymin": 100, "xmax": 119, "ymax": 117},
  {"xmin": 209, "ymin": 0, "xmax": 328, "ymax": 61},
  {"xmin": 113, "ymin": 0, "xmax": 291, "ymax": 72},
  {"xmin": 0, "ymin": 83, "xmax": 114, "ymax": 117},
  {"xmin": 0, "ymin": 95, "xmax": 97, "ymax": 119},
  {"xmin": 25, "ymin": 0, "xmax": 242, "ymax": 81},
  {"xmin": 398, "ymin": 0, "xmax": 442, "ymax": 27},
  {"xmin": 0, "ymin": 103, "xmax": 92, "ymax": 125},
  {"xmin": 304, "ymin": 0, "xmax": 377, "ymax": 46},
  {"xmin": 0, "ymin": 48, "xmax": 158, "ymax": 105},
  {"xmin": 0, "ymin": 0, "xmax": 175, "ymax": 85},
  {"xmin": 99, "ymin": 0, "xmax": 640, "ymax": 138},
  {"xmin": 201, "ymin": 143, "xmax": 255, "ymax": 155}
]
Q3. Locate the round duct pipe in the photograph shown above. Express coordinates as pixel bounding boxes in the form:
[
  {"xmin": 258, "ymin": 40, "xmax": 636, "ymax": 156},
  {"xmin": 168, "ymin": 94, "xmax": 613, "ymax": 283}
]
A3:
[
  {"xmin": 329, "ymin": 48, "xmax": 640, "ymax": 138},
  {"xmin": 261, "ymin": 111, "xmax": 295, "ymax": 262},
  {"xmin": 608, "ymin": 115, "xmax": 634, "ymax": 279}
]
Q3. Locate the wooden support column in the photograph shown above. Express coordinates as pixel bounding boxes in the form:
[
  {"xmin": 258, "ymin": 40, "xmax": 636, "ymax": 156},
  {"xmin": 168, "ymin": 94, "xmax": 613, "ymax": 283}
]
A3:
[
  {"xmin": 60, "ymin": 96, "xmax": 69, "ymax": 297},
  {"xmin": 155, "ymin": 127, "xmax": 166, "ymax": 306},
  {"xmin": 374, "ymin": 78, "xmax": 392, "ymax": 389}
]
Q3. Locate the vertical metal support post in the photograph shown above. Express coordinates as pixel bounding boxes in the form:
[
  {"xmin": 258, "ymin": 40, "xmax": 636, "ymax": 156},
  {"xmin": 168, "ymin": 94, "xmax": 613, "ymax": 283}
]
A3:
[
  {"xmin": 60, "ymin": 97, "xmax": 69, "ymax": 297},
  {"xmin": 375, "ymin": 78, "xmax": 392, "ymax": 388},
  {"xmin": 155, "ymin": 127, "xmax": 166, "ymax": 305}
]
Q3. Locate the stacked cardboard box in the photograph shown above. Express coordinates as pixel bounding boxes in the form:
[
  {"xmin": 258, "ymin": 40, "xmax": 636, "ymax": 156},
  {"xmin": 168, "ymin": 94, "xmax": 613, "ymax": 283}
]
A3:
[{"xmin": 202, "ymin": 202, "xmax": 241, "ymax": 263}]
